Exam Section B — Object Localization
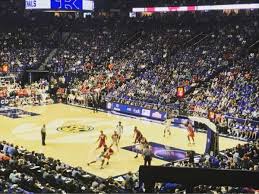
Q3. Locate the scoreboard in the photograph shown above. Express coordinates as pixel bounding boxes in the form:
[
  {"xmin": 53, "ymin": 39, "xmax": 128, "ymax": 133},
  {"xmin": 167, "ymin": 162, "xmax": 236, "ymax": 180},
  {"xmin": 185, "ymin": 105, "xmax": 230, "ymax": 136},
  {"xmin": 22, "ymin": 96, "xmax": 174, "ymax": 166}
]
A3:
[{"xmin": 25, "ymin": 0, "xmax": 94, "ymax": 11}]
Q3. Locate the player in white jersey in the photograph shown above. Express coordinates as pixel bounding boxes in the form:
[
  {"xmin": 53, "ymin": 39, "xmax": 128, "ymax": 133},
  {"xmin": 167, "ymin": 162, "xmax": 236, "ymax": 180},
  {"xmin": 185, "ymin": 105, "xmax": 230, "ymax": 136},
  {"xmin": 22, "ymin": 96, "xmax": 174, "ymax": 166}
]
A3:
[
  {"xmin": 163, "ymin": 117, "xmax": 172, "ymax": 137},
  {"xmin": 111, "ymin": 131, "xmax": 120, "ymax": 150},
  {"xmin": 116, "ymin": 121, "xmax": 123, "ymax": 142}
]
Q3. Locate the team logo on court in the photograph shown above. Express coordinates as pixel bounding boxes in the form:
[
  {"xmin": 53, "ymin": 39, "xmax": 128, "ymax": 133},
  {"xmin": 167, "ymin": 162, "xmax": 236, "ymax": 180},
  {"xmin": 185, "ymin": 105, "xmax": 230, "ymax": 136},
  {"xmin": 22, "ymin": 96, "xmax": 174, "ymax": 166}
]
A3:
[{"xmin": 56, "ymin": 121, "xmax": 95, "ymax": 133}]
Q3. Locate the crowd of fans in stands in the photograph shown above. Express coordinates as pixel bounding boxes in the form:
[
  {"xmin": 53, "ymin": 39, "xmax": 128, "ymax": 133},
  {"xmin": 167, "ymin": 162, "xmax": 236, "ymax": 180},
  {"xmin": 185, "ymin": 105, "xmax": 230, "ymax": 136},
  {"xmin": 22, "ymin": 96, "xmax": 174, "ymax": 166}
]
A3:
[
  {"xmin": 0, "ymin": 8, "xmax": 259, "ymax": 193},
  {"xmin": 0, "ymin": 141, "xmax": 126, "ymax": 193},
  {"xmin": 0, "ymin": 79, "xmax": 53, "ymax": 107},
  {"xmin": 2, "ymin": 12, "xmax": 258, "ymax": 122},
  {"xmin": 119, "ymin": 142, "xmax": 259, "ymax": 193},
  {"xmin": 44, "ymin": 17, "xmax": 145, "ymax": 107},
  {"xmin": 165, "ymin": 142, "xmax": 259, "ymax": 193},
  {"xmin": 107, "ymin": 12, "xmax": 259, "ymax": 120},
  {"xmin": 0, "ymin": 26, "xmax": 55, "ymax": 78},
  {"xmin": 187, "ymin": 51, "xmax": 259, "ymax": 120},
  {"xmin": 1, "ymin": 140, "xmax": 258, "ymax": 193},
  {"xmin": 1, "ymin": 11, "xmax": 258, "ymax": 133}
]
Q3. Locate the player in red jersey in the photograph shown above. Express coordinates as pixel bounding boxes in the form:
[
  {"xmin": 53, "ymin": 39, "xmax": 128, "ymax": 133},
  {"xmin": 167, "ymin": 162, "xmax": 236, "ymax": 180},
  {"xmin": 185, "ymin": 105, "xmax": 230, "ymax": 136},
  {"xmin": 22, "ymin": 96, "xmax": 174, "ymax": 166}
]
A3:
[
  {"xmin": 133, "ymin": 126, "xmax": 143, "ymax": 143},
  {"xmin": 88, "ymin": 145, "xmax": 108, "ymax": 169},
  {"xmin": 186, "ymin": 121, "xmax": 195, "ymax": 144},
  {"xmin": 101, "ymin": 144, "xmax": 114, "ymax": 168},
  {"xmin": 134, "ymin": 136, "xmax": 148, "ymax": 158},
  {"xmin": 96, "ymin": 130, "xmax": 107, "ymax": 149}
]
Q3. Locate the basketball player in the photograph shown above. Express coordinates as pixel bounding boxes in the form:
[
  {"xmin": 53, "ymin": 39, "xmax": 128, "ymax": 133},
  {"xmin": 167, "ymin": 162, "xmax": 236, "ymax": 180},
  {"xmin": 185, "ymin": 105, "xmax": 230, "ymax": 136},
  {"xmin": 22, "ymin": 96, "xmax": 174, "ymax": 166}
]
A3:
[
  {"xmin": 41, "ymin": 124, "xmax": 46, "ymax": 146},
  {"xmin": 101, "ymin": 144, "xmax": 114, "ymax": 168},
  {"xmin": 135, "ymin": 136, "xmax": 148, "ymax": 158},
  {"xmin": 186, "ymin": 121, "xmax": 195, "ymax": 144},
  {"xmin": 111, "ymin": 131, "xmax": 119, "ymax": 150},
  {"xmin": 133, "ymin": 126, "xmax": 143, "ymax": 144},
  {"xmin": 96, "ymin": 130, "xmax": 107, "ymax": 149},
  {"xmin": 163, "ymin": 116, "xmax": 172, "ymax": 137},
  {"xmin": 116, "ymin": 121, "xmax": 123, "ymax": 141},
  {"xmin": 88, "ymin": 145, "xmax": 107, "ymax": 168}
]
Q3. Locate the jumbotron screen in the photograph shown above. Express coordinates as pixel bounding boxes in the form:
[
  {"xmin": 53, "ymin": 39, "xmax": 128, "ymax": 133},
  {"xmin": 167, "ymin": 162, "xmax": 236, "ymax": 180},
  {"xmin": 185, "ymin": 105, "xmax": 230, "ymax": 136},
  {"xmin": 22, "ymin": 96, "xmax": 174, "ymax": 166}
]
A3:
[{"xmin": 25, "ymin": 0, "xmax": 94, "ymax": 11}]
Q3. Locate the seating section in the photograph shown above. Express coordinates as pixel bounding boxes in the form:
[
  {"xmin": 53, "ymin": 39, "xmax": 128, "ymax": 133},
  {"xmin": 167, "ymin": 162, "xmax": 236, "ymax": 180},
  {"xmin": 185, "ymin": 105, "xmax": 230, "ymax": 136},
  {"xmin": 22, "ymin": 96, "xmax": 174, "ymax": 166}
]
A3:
[
  {"xmin": 187, "ymin": 52, "xmax": 259, "ymax": 120},
  {"xmin": 0, "ymin": 23, "xmax": 56, "ymax": 77},
  {"xmin": 1, "ymin": 12, "xmax": 258, "ymax": 129},
  {"xmin": 0, "ymin": 79, "xmax": 52, "ymax": 106},
  {"xmin": 0, "ymin": 7, "xmax": 259, "ymax": 193},
  {"xmin": 0, "ymin": 141, "xmax": 124, "ymax": 193},
  {"xmin": 1, "ymin": 140, "xmax": 258, "ymax": 193},
  {"xmin": 161, "ymin": 142, "xmax": 259, "ymax": 193},
  {"xmin": 107, "ymin": 13, "xmax": 259, "ymax": 117}
]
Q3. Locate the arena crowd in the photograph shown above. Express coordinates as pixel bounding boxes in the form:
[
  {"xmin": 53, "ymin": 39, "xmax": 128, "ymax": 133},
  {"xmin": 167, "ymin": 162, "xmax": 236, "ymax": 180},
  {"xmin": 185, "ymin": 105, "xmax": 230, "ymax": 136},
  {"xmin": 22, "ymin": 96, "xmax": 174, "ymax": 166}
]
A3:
[{"xmin": 0, "ymin": 3, "xmax": 259, "ymax": 193}]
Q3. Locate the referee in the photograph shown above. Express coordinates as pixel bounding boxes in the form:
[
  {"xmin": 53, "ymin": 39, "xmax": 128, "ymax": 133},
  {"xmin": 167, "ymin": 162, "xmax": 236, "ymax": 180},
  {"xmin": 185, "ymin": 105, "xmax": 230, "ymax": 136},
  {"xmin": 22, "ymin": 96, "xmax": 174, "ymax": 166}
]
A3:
[
  {"xmin": 143, "ymin": 145, "xmax": 153, "ymax": 166},
  {"xmin": 41, "ymin": 124, "xmax": 46, "ymax": 146}
]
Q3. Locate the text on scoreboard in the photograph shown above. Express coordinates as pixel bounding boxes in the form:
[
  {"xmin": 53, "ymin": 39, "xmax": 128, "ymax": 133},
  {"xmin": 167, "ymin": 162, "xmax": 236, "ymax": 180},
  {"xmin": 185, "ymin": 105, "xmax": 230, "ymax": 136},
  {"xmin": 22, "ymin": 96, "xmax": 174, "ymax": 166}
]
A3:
[{"xmin": 25, "ymin": 0, "xmax": 94, "ymax": 11}]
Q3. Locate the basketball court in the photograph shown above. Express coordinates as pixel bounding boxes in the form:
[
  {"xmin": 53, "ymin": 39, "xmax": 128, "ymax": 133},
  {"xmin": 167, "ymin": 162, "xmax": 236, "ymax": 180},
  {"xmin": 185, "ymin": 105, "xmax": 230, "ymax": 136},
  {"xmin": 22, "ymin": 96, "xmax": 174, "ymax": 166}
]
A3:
[{"xmin": 0, "ymin": 104, "xmax": 245, "ymax": 178}]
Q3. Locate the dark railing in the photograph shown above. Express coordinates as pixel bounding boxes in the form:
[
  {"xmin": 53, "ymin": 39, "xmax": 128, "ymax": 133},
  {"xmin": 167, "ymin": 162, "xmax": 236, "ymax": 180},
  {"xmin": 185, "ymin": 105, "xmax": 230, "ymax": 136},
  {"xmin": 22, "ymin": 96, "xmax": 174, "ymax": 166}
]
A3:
[{"xmin": 139, "ymin": 166, "xmax": 259, "ymax": 193}]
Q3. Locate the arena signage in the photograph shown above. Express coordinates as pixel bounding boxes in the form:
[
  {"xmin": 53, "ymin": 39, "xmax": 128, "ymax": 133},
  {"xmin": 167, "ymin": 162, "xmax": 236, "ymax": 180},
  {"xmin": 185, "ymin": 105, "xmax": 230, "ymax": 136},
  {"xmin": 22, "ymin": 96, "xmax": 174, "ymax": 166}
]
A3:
[
  {"xmin": 0, "ymin": 98, "xmax": 9, "ymax": 107},
  {"xmin": 132, "ymin": 3, "xmax": 259, "ymax": 13},
  {"xmin": 106, "ymin": 102, "xmax": 167, "ymax": 121},
  {"xmin": 25, "ymin": 0, "xmax": 94, "ymax": 11}
]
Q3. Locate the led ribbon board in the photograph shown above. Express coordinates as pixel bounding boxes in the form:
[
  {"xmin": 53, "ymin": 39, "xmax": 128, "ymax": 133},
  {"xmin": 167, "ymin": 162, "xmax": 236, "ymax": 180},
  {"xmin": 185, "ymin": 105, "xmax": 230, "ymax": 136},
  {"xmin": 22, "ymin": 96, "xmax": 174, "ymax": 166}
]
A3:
[
  {"xmin": 132, "ymin": 3, "xmax": 259, "ymax": 13},
  {"xmin": 25, "ymin": 0, "xmax": 94, "ymax": 11}
]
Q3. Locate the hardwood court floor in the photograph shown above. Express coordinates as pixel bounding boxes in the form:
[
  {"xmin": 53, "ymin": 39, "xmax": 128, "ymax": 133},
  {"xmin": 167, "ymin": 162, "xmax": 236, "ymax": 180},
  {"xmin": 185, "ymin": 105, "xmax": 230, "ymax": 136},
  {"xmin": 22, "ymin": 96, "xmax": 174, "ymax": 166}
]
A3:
[{"xmin": 0, "ymin": 104, "xmax": 245, "ymax": 178}]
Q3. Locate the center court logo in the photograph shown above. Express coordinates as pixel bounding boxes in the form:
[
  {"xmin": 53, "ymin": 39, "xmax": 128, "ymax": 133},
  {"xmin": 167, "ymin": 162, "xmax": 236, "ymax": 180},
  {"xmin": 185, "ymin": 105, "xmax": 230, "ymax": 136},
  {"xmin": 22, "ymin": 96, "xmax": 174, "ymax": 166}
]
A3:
[
  {"xmin": 12, "ymin": 117, "xmax": 110, "ymax": 142},
  {"xmin": 56, "ymin": 124, "xmax": 95, "ymax": 133},
  {"xmin": 56, "ymin": 121, "xmax": 95, "ymax": 133}
]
